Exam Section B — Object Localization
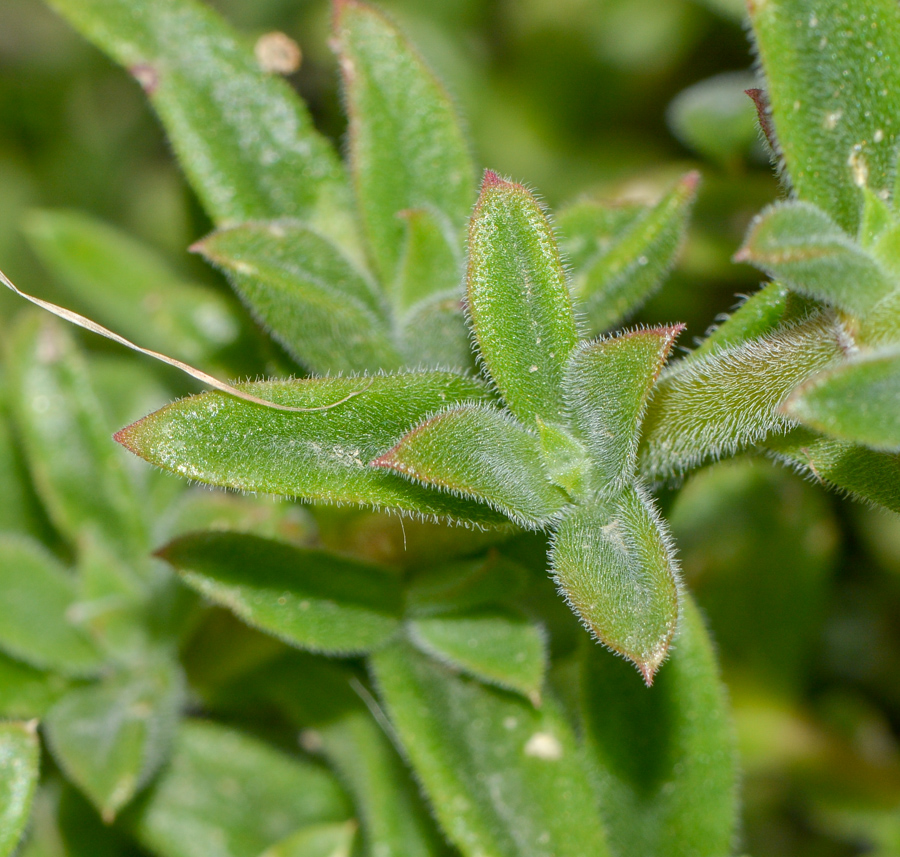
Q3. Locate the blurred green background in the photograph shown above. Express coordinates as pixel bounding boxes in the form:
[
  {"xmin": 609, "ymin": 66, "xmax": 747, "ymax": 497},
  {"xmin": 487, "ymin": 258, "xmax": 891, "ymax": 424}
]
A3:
[{"xmin": 2, "ymin": 0, "xmax": 900, "ymax": 853}]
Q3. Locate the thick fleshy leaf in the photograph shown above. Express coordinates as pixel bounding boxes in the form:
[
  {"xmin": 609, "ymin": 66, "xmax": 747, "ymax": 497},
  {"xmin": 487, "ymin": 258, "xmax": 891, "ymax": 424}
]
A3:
[
  {"xmin": 557, "ymin": 173, "xmax": 698, "ymax": 334},
  {"xmin": 133, "ymin": 720, "xmax": 351, "ymax": 857},
  {"xmin": 6, "ymin": 314, "xmax": 147, "ymax": 557},
  {"xmin": 639, "ymin": 313, "xmax": 844, "ymax": 480},
  {"xmin": 372, "ymin": 638, "xmax": 611, "ymax": 857},
  {"xmin": 334, "ymin": 0, "xmax": 475, "ymax": 287},
  {"xmin": 406, "ymin": 554, "xmax": 531, "ymax": 616},
  {"xmin": 671, "ymin": 459, "xmax": 837, "ymax": 692},
  {"xmin": 766, "ymin": 427, "xmax": 900, "ymax": 512},
  {"xmin": 782, "ymin": 348, "xmax": 900, "ymax": 451},
  {"xmin": 194, "ymin": 222, "xmax": 401, "ymax": 374},
  {"xmin": 409, "ymin": 608, "xmax": 547, "ymax": 701},
  {"xmin": 24, "ymin": 209, "xmax": 242, "ymax": 364},
  {"xmin": 550, "ymin": 485, "xmax": 679, "ymax": 685},
  {"xmin": 45, "ymin": 0, "xmax": 357, "ymax": 250},
  {"xmin": 735, "ymin": 201, "xmax": 894, "ymax": 315},
  {"xmin": 158, "ymin": 531, "xmax": 402, "ymax": 655},
  {"xmin": 748, "ymin": 0, "xmax": 900, "ymax": 233},
  {"xmin": 581, "ymin": 596, "xmax": 737, "ymax": 856},
  {"xmin": 0, "ymin": 654, "xmax": 71, "ymax": 720},
  {"xmin": 399, "ymin": 292, "xmax": 474, "ymax": 372},
  {"xmin": 667, "ymin": 71, "xmax": 760, "ymax": 167},
  {"xmin": 690, "ymin": 282, "xmax": 816, "ymax": 359},
  {"xmin": 0, "ymin": 721, "xmax": 40, "ymax": 857},
  {"xmin": 0, "ymin": 535, "xmax": 103, "ymax": 677},
  {"xmin": 245, "ymin": 654, "xmax": 449, "ymax": 857},
  {"xmin": 44, "ymin": 661, "xmax": 183, "ymax": 822},
  {"xmin": 114, "ymin": 372, "xmax": 506, "ymax": 526},
  {"xmin": 467, "ymin": 172, "xmax": 578, "ymax": 425},
  {"xmin": 372, "ymin": 405, "xmax": 566, "ymax": 528},
  {"xmin": 563, "ymin": 326, "xmax": 681, "ymax": 494},
  {"xmin": 394, "ymin": 207, "xmax": 463, "ymax": 312},
  {"xmin": 260, "ymin": 822, "xmax": 357, "ymax": 857}
]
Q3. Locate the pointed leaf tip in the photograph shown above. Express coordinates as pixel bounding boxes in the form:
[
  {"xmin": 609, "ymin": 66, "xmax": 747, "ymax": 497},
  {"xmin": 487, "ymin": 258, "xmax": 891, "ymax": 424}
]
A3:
[{"xmin": 481, "ymin": 169, "xmax": 506, "ymax": 189}]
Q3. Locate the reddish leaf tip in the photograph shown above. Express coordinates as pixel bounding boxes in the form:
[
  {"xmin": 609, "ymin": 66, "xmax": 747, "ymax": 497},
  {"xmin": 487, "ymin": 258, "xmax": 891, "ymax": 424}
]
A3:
[
  {"xmin": 732, "ymin": 246, "xmax": 752, "ymax": 263},
  {"xmin": 481, "ymin": 169, "xmax": 506, "ymax": 189},
  {"xmin": 129, "ymin": 63, "xmax": 159, "ymax": 94},
  {"xmin": 369, "ymin": 449, "xmax": 400, "ymax": 469},
  {"xmin": 679, "ymin": 170, "xmax": 702, "ymax": 193},
  {"xmin": 187, "ymin": 238, "xmax": 206, "ymax": 255}
]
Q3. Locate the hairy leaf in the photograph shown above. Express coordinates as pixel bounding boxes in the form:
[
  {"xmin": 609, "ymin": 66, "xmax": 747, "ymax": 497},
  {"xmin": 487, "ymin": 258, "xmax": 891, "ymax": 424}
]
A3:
[
  {"xmin": 372, "ymin": 405, "xmax": 566, "ymax": 528},
  {"xmin": 640, "ymin": 313, "xmax": 845, "ymax": 479},
  {"xmin": 691, "ymin": 282, "xmax": 816, "ymax": 358},
  {"xmin": 372, "ymin": 639, "xmax": 611, "ymax": 857},
  {"xmin": 564, "ymin": 326, "xmax": 681, "ymax": 494},
  {"xmin": 114, "ymin": 372, "xmax": 506, "ymax": 525},
  {"xmin": 158, "ymin": 531, "xmax": 402, "ymax": 655},
  {"xmin": 467, "ymin": 172, "xmax": 578, "ymax": 425},
  {"xmin": 195, "ymin": 221, "xmax": 401, "ymax": 374},
  {"xmin": 767, "ymin": 428, "xmax": 900, "ymax": 512},
  {"xmin": 399, "ymin": 292, "xmax": 473, "ymax": 372},
  {"xmin": 394, "ymin": 207, "xmax": 463, "ymax": 312},
  {"xmin": 0, "ymin": 721, "xmax": 40, "ymax": 857},
  {"xmin": 735, "ymin": 201, "xmax": 894, "ymax": 315},
  {"xmin": 260, "ymin": 822, "xmax": 357, "ymax": 857},
  {"xmin": 24, "ymin": 209, "xmax": 242, "ymax": 364},
  {"xmin": 0, "ymin": 535, "xmax": 103, "ymax": 676},
  {"xmin": 6, "ymin": 314, "xmax": 147, "ymax": 556},
  {"xmin": 133, "ymin": 720, "xmax": 351, "ymax": 857},
  {"xmin": 557, "ymin": 173, "xmax": 698, "ymax": 334},
  {"xmin": 782, "ymin": 347, "xmax": 900, "ymax": 450},
  {"xmin": 45, "ymin": 0, "xmax": 358, "ymax": 250},
  {"xmin": 550, "ymin": 485, "xmax": 680, "ymax": 685},
  {"xmin": 335, "ymin": 0, "xmax": 474, "ymax": 287},
  {"xmin": 581, "ymin": 596, "xmax": 737, "ymax": 856},
  {"xmin": 749, "ymin": 0, "xmax": 900, "ymax": 233},
  {"xmin": 409, "ymin": 607, "xmax": 547, "ymax": 701},
  {"xmin": 44, "ymin": 661, "xmax": 183, "ymax": 821}
]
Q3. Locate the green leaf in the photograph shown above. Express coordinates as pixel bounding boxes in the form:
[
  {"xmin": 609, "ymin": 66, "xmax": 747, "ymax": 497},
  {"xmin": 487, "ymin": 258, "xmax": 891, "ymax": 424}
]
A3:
[
  {"xmin": 194, "ymin": 222, "xmax": 401, "ymax": 374},
  {"xmin": 259, "ymin": 822, "xmax": 357, "ymax": 857},
  {"xmin": 563, "ymin": 326, "xmax": 681, "ymax": 495},
  {"xmin": 735, "ymin": 201, "xmax": 894, "ymax": 315},
  {"xmin": 748, "ymin": 0, "xmax": 900, "ymax": 233},
  {"xmin": 859, "ymin": 186, "xmax": 895, "ymax": 248},
  {"xmin": 317, "ymin": 711, "xmax": 448, "ymax": 857},
  {"xmin": 0, "ymin": 383, "xmax": 45, "ymax": 539},
  {"xmin": 394, "ymin": 207, "xmax": 463, "ymax": 312},
  {"xmin": 580, "ymin": 595, "xmax": 737, "ymax": 856},
  {"xmin": 372, "ymin": 405, "xmax": 566, "ymax": 528},
  {"xmin": 409, "ymin": 608, "xmax": 547, "ymax": 701},
  {"xmin": 44, "ymin": 661, "xmax": 183, "ymax": 822},
  {"xmin": 667, "ymin": 71, "xmax": 760, "ymax": 168},
  {"xmin": 550, "ymin": 485, "xmax": 679, "ymax": 685},
  {"xmin": 639, "ymin": 313, "xmax": 844, "ymax": 480},
  {"xmin": 407, "ymin": 554, "xmax": 531, "ymax": 616},
  {"xmin": 0, "ymin": 721, "xmax": 40, "ymax": 857},
  {"xmin": 158, "ymin": 531, "xmax": 403, "ymax": 655},
  {"xmin": 766, "ymin": 427, "xmax": 900, "ymax": 512},
  {"xmin": 782, "ymin": 347, "xmax": 900, "ymax": 450},
  {"xmin": 6, "ymin": 314, "xmax": 147, "ymax": 557},
  {"xmin": 45, "ymin": 0, "xmax": 358, "ymax": 250},
  {"xmin": 24, "ymin": 209, "xmax": 242, "ymax": 365},
  {"xmin": 242, "ymin": 653, "xmax": 449, "ymax": 857},
  {"xmin": 371, "ymin": 638, "xmax": 611, "ymax": 857},
  {"xmin": 690, "ymin": 282, "xmax": 816, "ymax": 359},
  {"xmin": 114, "ymin": 371, "xmax": 506, "ymax": 526},
  {"xmin": 670, "ymin": 459, "xmax": 837, "ymax": 692},
  {"xmin": 467, "ymin": 172, "xmax": 578, "ymax": 425},
  {"xmin": 399, "ymin": 292, "xmax": 474, "ymax": 372},
  {"xmin": 0, "ymin": 534, "xmax": 103, "ymax": 676},
  {"xmin": 557, "ymin": 173, "xmax": 698, "ymax": 334},
  {"xmin": 0, "ymin": 654, "xmax": 71, "ymax": 720},
  {"xmin": 133, "ymin": 720, "xmax": 351, "ymax": 857},
  {"xmin": 334, "ymin": 0, "xmax": 475, "ymax": 287}
]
